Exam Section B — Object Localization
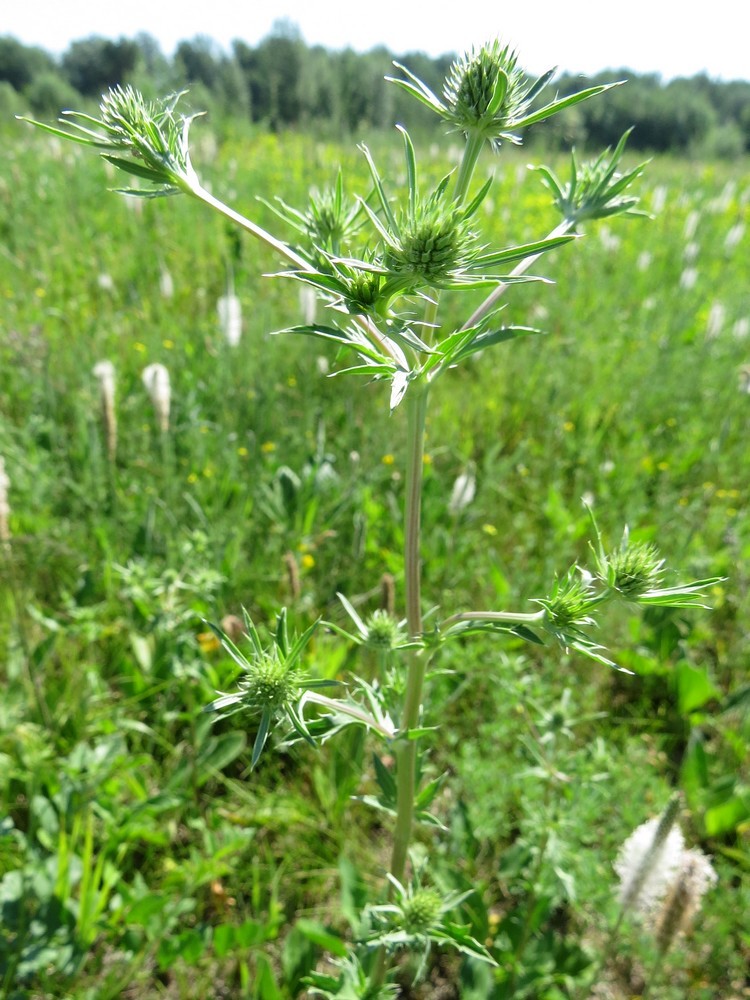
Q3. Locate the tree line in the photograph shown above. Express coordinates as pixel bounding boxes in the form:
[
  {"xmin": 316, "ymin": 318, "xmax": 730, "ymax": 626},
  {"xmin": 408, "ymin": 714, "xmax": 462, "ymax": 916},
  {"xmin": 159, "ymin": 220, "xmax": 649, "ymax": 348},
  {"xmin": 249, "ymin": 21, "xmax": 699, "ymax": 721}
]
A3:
[{"xmin": 2, "ymin": 21, "xmax": 749, "ymax": 156}]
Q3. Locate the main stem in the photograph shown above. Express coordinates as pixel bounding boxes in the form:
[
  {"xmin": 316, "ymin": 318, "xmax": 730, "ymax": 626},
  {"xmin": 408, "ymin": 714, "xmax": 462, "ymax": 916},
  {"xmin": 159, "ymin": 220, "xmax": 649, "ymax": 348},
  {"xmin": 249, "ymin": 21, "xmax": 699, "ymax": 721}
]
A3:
[
  {"xmin": 387, "ymin": 127, "xmax": 484, "ymax": 897},
  {"xmin": 390, "ymin": 385, "xmax": 428, "ymax": 887}
]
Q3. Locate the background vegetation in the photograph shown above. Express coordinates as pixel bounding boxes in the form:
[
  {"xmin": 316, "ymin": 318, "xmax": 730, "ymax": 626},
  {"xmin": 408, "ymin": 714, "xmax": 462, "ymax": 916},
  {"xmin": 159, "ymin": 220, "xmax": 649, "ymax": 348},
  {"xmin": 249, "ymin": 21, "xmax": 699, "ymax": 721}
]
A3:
[
  {"xmin": 0, "ymin": 47, "xmax": 749, "ymax": 1000},
  {"xmin": 1, "ymin": 20, "xmax": 750, "ymax": 156}
]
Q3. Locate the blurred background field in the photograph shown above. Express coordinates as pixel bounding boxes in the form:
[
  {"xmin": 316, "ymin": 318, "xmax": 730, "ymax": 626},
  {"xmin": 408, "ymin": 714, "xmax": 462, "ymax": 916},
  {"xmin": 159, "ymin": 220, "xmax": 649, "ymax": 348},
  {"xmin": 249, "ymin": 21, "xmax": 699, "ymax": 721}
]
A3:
[{"xmin": 1, "ymin": 120, "xmax": 749, "ymax": 998}]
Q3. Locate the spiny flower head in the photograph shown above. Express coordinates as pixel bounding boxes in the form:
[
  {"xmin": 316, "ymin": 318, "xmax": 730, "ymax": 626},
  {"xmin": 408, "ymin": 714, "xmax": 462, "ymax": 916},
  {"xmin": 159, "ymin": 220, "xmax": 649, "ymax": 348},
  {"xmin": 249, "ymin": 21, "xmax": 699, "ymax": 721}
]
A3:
[
  {"xmin": 240, "ymin": 650, "xmax": 300, "ymax": 713},
  {"xmin": 535, "ymin": 131, "xmax": 648, "ymax": 227},
  {"xmin": 303, "ymin": 183, "xmax": 362, "ymax": 256},
  {"xmin": 400, "ymin": 887, "xmax": 444, "ymax": 933},
  {"xmin": 22, "ymin": 85, "xmax": 201, "ymax": 197},
  {"xmin": 364, "ymin": 875, "xmax": 495, "ymax": 976},
  {"xmin": 96, "ymin": 85, "xmax": 198, "ymax": 191},
  {"xmin": 332, "ymin": 593, "xmax": 414, "ymax": 655},
  {"xmin": 338, "ymin": 264, "xmax": 390, "ymax": 314},
  {"xmin": 363, "ymin": 610, "xmax": 406, "ymax": 652},
  {"xmin": 538, "ymin": 567, "xmax": 598, "ymax": 633},
  {"xmin": 608, "ymin": 539, "xmax": 664, "ymax": 598},
  {"xmin": 100, "ymin": 85, "xmax": 162, "ymax": 143},
  {"xmin": 443, "ymin": 42, "xmax": 528, "ymax": 143},
  {"xmin": 384, "ymin": 197, "xmax": 477, "ymax": 284},
  {"xmin": 263, "ymin": 169, "xmax": 364, "ymax": 263},
  {"xmin": 388, "ymin": 41, "xmax": 615, "ymax": 151},
  {"xmin": 586, "ymin": 507, "xmax": 721, "ymax": 610},
  {"xmin": 204, "ymin": 611, "xmax": 331, "ymax": 769}
]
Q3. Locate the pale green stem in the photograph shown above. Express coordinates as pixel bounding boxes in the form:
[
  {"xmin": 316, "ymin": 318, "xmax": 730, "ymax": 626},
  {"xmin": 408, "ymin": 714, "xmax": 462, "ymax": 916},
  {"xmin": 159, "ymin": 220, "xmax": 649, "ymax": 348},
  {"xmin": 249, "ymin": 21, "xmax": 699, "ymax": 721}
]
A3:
[
  {"xmin": 441, "ymin": 609, "xmax": 546, "ymax": 628},
  {"xmin": 462, "ymin": 218, "xmax": 575, "ymax": 330},
  {"xmin": 453, "ymin": 131, "xmax": 486, "ymax": 203},
  {"xmin": 192, "ymin": 183, "xmax": 401, "ymax": 364},
  {"xmin": 192, "ymin": 183, "xmax": 312, "ymax": 271},
  {"xmin": 380, "ymin": 133, "xmax": 487, "ymax": 973},
  {"xmin": 389, "ymin": 385, "xmax": 428, "ymax": 888}
]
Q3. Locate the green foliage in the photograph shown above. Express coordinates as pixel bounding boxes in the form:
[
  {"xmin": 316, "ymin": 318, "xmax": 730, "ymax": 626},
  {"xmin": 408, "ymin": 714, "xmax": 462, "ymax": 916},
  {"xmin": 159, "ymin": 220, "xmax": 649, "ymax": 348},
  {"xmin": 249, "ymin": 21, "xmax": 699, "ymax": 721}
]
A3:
[
  {"xmin": 3, "ymin": 29, "xmax": 750, "ymax": 152},
  {"xmin": 2, "ymin": 63, "xmax": 748, "ymax": 999},
  {"xmin": 61, "ymin": 36, "xmax": 139, "ymax": 97}
]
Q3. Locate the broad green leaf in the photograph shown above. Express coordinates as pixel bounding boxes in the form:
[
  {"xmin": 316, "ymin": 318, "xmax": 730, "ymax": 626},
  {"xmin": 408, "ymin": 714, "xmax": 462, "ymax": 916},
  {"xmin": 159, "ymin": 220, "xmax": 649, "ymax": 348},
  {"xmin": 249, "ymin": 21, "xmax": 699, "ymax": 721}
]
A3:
[
  {"xmin": 197, "ymin": 731, "xmax": 246, "ymax": 774},
  {"xmin": 294, "ymin": 919, "xmax": 348, "ymax": 957},
  {"xmin": 676, "ymin": 662, "xmax": 721, "ymax": 714},
  {"xmin": 705, "ymin": 794, "xmax": 750, "ymax": 837}
]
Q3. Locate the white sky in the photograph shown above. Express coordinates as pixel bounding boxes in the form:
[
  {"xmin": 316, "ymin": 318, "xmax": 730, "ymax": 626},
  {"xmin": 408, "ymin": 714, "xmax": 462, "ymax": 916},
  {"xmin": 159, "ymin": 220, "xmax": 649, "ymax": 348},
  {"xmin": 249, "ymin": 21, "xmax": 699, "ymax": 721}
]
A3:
[{"xmin": 4, "ymin": 0, "xmax": 749, "ymax": 81}]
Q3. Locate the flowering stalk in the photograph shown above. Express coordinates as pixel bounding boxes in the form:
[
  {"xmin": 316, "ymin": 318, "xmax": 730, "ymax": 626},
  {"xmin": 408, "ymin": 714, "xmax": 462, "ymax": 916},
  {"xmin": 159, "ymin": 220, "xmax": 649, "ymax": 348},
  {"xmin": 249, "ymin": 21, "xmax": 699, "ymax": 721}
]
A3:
[
  {"xmin": 142, "ymin": 363, "xmax": 171, "ymax": 433},
  {"xmin": 615, "ymin": 793, "xmax": 683, "ymax": 923},
  {"xmin": 93, "ymin": 360, "xmax": 117, "ymax": 461},
  {"xmin": 642, "ymin": 849, "xmax": 717, "ymax": 999},
  {"xmin": 584, "ymin": 794, "xmax": 717, "ymax": 999},
  {"xmin": 0, "ymin": 455, "xmax": 10, "ymax": 546},
  {"xmin": 218, "ymin": 286, "xmax": 243, "ymax": 348}
]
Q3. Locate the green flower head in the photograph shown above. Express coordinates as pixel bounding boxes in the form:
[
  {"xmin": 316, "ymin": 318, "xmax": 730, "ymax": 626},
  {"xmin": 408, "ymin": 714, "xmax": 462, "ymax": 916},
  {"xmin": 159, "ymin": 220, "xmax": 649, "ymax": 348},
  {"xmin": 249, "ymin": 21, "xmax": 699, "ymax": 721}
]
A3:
[
  {"xmin": 608, "ymin": 538, "xmax": 665, "ymax": 599},
  {"xmin": 384, "ymin": 196, "xmax": 476, "ymax": 284},
  {"xmin": 443, "ymin": 42, "xmax": 527, "ymax": 142},
  {"xmin": 204, "ymin": 610, "xmax": 336, "ymax": 769},
  {"xmin": 240, "ymin": 650, "xmax": 300, "ymax": 712},
  {"xmin": 388, "ymin": 42, "xmax": 616, "ymax": 150},
  {"xmin": 363, "ymin": 609, "xmax": 406, "ymax": 652}
]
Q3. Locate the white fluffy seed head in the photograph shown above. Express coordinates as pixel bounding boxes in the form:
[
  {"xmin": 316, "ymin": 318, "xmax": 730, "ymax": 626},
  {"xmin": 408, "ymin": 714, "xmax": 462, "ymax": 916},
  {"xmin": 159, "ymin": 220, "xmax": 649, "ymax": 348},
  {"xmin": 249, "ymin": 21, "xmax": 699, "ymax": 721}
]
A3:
[
  {"xmin": 93, "ymin": 360, "xmax": 116, "ymax": 400},
  {"xmin": 653, "ymin": 848, "xmax": 718, "ymax": 954},
  {"xmin": 615, "ymin": 815, "xmax": 685, "ymax": 916},
  {"xmin": 142, "ymin": 363, "xmax": 171, "ymax": 432},
  {"xmin": 448, "ymin": 470, "xmax": 476, "ymax": 515},
  {"xmin": 218, "ymin": 294, "xmax": 242, "ymax": 347}
]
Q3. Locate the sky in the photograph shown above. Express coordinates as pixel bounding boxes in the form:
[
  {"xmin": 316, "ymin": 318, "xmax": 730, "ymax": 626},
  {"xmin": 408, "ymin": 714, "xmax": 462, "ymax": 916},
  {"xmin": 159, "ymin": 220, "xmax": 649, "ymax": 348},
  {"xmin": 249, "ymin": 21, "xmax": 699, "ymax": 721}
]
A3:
[{"xmin": 4, "ymin": 0, "xmax": 749, "ymax": 82}]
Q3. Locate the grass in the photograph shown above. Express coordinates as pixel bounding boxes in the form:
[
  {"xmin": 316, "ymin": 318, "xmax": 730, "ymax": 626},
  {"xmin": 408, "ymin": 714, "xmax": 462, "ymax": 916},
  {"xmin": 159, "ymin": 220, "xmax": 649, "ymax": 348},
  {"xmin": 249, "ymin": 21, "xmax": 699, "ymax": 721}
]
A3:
[{"xmin": 1, "ymin": 123, "xmax": 748, "ymax": 998}]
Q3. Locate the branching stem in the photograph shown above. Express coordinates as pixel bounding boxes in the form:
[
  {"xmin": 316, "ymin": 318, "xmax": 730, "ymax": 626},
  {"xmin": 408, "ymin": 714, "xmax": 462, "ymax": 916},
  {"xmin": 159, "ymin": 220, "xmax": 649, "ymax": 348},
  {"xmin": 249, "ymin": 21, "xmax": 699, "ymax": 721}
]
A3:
[{"xmin": 463, "ymin": 218, "xmax": 575, "ymax": 329}]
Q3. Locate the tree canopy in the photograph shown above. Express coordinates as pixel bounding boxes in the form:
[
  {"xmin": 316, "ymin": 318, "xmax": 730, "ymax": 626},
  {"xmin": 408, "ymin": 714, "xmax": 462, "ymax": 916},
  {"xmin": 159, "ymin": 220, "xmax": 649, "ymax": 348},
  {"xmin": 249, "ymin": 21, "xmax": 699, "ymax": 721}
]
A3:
[{"xmin": 2, "ymin": 26, "xmax": 748, "ymax": 156}]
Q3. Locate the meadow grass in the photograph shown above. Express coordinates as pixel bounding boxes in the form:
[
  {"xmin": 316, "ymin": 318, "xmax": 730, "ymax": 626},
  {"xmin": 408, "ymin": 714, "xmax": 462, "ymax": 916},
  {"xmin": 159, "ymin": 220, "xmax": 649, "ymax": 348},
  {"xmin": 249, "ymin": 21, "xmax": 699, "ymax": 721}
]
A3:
[{"xmin": 1, "ymin": 125, "xmax": 748, "ymax": 998}]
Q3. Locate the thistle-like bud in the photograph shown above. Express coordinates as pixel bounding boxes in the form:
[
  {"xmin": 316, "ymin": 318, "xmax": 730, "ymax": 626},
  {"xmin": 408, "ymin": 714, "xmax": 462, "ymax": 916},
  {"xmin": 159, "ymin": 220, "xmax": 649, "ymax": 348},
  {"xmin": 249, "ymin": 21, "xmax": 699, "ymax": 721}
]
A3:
[
  {"xmin": 142, "ymin": 363, "xmax": 171, "ymax": 432},
  {"xmin": 342, "ymin": 267, "xmax": 388, "ymax": 312},
  {"xmin": 93, "ymin": 360, "xmax": 117, "ymax": 461},
  {"xmin": 97, "ymin": 85, "xmax": 199, "ymax": 195},
  {"xmin": 0, "ymin": 455, "xmax": 10, "ymax": 545},
  {"xmin": 443, "ymin": 41, "xmax": 526, "ymax": 143},
  {"xmin": 540, "ymin": 568, "xmax": 597, "ymax": 633},
  {"xmin": 614, "ymin": 794, "xmax": 684, "ymax": 917},
  {"xmin": 363, "ymin": 610, "xmax": 405, "ymax": 652},
  {"xmin": 401, "ymin": 888, "xmax": 443, "ymax": 933},
  {"xmin": 385, "ymin": 204, "xmax": 473, "ymax": 285},
  {"xmin": 608, "ymin": 538, "xmax": 664, "ymax": 599},
  {"xmin": 241, "ymin": 652, "xmax": 298, "ymax": 712},
  {"xmin": 389, "ymin": 43, "xmax": 613, "ymax": 155},
  {"xmin": 535, "ymin": 132, "xmax": 647, "ymax": 228}
]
